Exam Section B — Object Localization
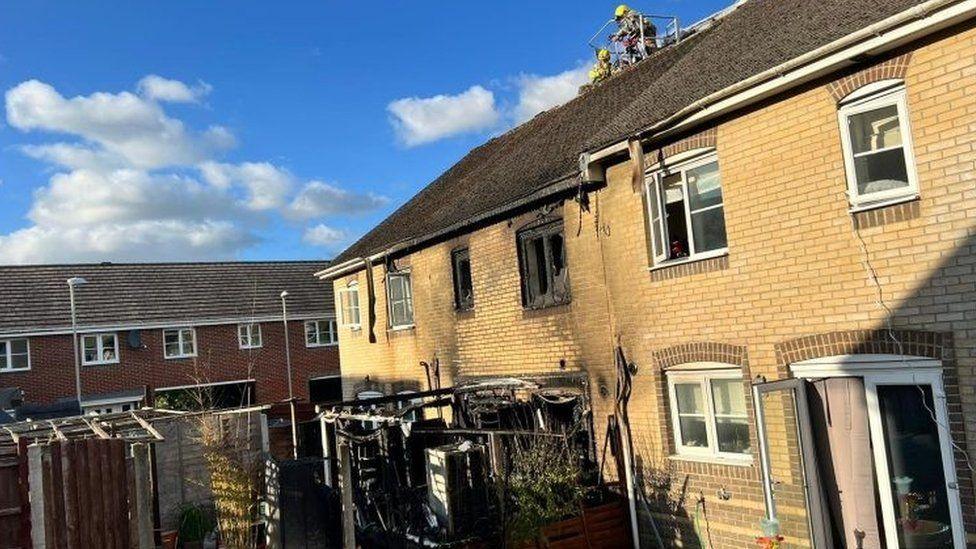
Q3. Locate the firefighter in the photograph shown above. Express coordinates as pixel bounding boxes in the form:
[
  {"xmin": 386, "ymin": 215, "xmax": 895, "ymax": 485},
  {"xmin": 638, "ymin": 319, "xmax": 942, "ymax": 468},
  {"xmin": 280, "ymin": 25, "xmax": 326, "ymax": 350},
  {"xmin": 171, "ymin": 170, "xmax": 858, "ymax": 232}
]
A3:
[
  {"xmin": 612, "ymin": 4, "xmax": 657, "ymax": 61},
  {"xmin": 589, "ymin": 48, "xmax": 612, "ymax": 83}
]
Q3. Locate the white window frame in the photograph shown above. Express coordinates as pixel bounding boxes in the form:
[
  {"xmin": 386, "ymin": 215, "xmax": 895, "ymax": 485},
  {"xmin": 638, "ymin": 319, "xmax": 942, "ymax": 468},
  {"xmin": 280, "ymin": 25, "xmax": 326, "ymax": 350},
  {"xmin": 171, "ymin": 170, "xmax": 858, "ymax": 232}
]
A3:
[
  {"xmin": 337, "ymin": 281, "xmax": 362, "ymax": 330},
  {"xmin": 666, "ymin": 366, "xmax": 751, "ymax": 463},
  {"xmin": 238, "ymin": 323, "xmax": 262, "ymax": 350},
  {"xmin": 81, "ymin": 332, "xmax": 120, "ymax": 366},
  {"xmin": 305, "ymin": 319, "xmax": 337, "ymax": 347},
  {"xmin": 386, "ymin": 271, "xmax": 415, "ymax": 329},
  {"xmin": 838, "ymin": 80, "xmax": 919, "ymax": 209},
  {"xmin": 83, "ymin": 398, "xmax": 140, "ymax": 415},
  {"xmin": 0, "ymin": 338, "xmax": 30, "ymax": 373},
  {"xmin": 645, "ymin": 151, "xmax": 728, "ymax": 267},
  {"xmin": 162, "ymin": 327, "xmax": 197, "ymax": 359}
]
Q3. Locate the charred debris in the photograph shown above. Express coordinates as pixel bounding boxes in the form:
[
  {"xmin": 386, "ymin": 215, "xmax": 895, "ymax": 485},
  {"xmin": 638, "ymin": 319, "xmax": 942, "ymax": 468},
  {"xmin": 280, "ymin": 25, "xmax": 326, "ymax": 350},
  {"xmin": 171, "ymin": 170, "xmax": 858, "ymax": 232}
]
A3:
[{"xmin": 317, "ymin": 372, "xmax": 628, "ymax": 547}]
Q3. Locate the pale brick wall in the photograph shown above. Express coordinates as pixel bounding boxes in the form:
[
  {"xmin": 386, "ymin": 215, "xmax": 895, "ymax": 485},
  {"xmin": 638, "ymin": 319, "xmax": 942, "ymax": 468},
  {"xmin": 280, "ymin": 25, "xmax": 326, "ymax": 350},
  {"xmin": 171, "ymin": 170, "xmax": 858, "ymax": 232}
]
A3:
[{"xmin": 334, "ymin": 22, "xmax": 976, "ymax": 548}]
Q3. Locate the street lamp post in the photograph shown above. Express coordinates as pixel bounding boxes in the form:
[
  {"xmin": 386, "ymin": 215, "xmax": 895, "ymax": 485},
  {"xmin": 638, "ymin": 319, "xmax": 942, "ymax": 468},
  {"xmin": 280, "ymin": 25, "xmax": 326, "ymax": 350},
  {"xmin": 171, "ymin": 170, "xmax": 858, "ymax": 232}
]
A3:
[
  {"xmin": 67, "ymin": 277, "xmax": 88, "ymax": 411},
  {"xmin": 280, "ymin": 290, "xmax": 299, "ymax": 459}
]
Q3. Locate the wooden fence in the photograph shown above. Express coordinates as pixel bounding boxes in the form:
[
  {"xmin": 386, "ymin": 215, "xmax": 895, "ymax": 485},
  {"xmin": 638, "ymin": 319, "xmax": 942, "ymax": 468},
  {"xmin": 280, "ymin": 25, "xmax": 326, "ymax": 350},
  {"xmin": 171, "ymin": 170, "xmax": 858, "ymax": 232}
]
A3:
[
  {"xmin": 0, "ymin": 442, "xmax": 28, "ymax": 549},
  {"xmin": 10, "ymin": 439, "xmax": 155, "ymax": 549}
]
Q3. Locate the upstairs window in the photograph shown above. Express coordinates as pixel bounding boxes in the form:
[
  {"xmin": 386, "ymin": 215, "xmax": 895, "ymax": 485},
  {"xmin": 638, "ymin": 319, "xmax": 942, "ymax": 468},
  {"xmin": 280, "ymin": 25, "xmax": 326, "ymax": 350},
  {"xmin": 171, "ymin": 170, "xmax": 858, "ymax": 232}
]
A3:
[
  {"xmin": 305, "ymin": 319, "xmax": 338, "ymax": 347},
  {"xmin": 451, "ymin": 248, "xmax": 474, "ymax": 311},
  {"xmin": 81, "ymin": 333, "xmax": 119, "ymax": 365},
  {"xmin": 646, "ymin": 153, "xmax": 727, "ymax": 265},
  {"xmin": 0, "ymin": 339, "xmax": 29, "ymax": 372},
  {"xmin": 838, "ymin": 81, "xmax": 918, "ymax": 207},
  {"xmin": 337, "ymin": 281, "xmax": 362, "ymax": 329},
  {"xmin": 163, "ymin": 328, "xmax": 197, "ymax": 359},
  {"xmin": 238, "ymin": 323, "xmax": 262, "ymax": 349},
  {"xmin": 517, "ymin": 220, "xmax": 570, "ymax": 309},
  {"xmin": 667, "ymin": 368, "xmax": 751, "ymax": 461},
  {"xmin": 387, "ymin": 272, "xmax": 415, "ymax": 328}
]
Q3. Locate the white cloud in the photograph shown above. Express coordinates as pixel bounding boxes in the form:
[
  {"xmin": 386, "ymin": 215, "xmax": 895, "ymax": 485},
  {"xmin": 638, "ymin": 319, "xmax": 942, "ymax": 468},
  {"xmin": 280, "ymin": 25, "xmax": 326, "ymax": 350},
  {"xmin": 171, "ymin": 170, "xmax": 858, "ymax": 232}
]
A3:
[
  {"xmin": 5, "ymin": 79, "xmax": 232, "ymax": 169},
  {"xmin": 387, "ymin": 85, "xmax": 500, "ymax": 146},
  {"xmin": 27, "ymin": 169, "xmax": 244, "ymax": 228},
  {"xmin": 1, "ymin": 77, "xmax": 386, "ymax": 264},
  {"xmin": 199, "ymin": 161, "xmax": 293, "ymax": 211},
  {"xmin": 137, "ymin": 74, "xmax": 212, "ymax": 103},
  {"xmin": 0, "ymin": 221, "xmax": 252, "ymax": 264},
  {"xmin": 288, "ymin": 180, "xmax": 389, "ymax": 220},
  {"xmin": 513, "ymin": 65, "xmax": 589, "ymax": 123},
  {"xmin": 302, "ymin": 224, "xmax": 347, "ymax": 248},
  {"xmin": 385, "ymin": 65, "xmax": 589, "ymax": 145}
]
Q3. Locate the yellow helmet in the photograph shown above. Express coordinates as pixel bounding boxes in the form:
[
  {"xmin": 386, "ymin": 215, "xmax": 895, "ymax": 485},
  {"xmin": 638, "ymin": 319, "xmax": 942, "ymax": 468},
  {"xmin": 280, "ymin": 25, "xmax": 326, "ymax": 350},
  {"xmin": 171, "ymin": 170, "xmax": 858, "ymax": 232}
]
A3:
[
  {"xmin": 597, "ymin": 48, "xmax": 611, "ymax": 61},
  {"xmin": 615, "ymin": 4, "xmax": 630, "ymax": 19}
]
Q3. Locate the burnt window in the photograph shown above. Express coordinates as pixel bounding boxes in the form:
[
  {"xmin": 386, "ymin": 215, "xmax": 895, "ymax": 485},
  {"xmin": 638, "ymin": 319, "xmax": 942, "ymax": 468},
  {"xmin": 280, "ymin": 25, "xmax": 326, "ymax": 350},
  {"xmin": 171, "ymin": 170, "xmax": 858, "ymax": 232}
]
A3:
[
  {"xmin": 517, "ymin": 220, "xmax": 570, "ymax": 309},
  {"xmin": 451, "ymin": 248, "xmax": 474, "ymax": 311}
]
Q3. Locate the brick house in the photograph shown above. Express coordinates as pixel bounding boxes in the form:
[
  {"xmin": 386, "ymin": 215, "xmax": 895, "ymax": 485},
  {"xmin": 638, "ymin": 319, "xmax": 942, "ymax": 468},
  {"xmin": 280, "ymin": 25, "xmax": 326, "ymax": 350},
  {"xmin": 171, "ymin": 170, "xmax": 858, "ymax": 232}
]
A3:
[
  {"xmin": 0, "ymin": 261, "xmax": 341, "ymax": 416},
  {"xmin": 316, "ymin": 0, "xmax": 976, "ymax": 547}
]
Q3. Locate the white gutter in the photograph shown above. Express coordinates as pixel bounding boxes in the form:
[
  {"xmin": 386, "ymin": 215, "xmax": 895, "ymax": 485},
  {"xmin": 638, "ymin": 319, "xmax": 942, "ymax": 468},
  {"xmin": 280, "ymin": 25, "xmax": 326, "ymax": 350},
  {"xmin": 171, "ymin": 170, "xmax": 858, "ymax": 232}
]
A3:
[{"xmin": 589, "ymin": 0, "xmax": 976, "ymax": 162}]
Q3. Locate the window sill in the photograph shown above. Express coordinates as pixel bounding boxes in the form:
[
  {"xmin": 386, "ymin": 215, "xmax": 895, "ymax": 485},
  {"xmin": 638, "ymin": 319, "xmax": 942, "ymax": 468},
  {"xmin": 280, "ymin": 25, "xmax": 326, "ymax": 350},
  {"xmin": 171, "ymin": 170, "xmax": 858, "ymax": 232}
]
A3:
[
  {"xmin": 307, "ymin": 343, "xmax": 338, "ymax": 348},
  {"xmin": 648, "ymin": 249, "xmax": 728, "ymax": 272},
  {"xmin": 164, "ymin": 355, "xmax": 197, "ymax": 361},
  {"xmin": 389, "ymin": 324, "xmax": 415, "ymax": 332},
  {"xmin": 849, "ymin": 193, "xmax": 919, "ymax": 214},
  {"xmin": 0, "ymin": 368, "xmax": 30, "ymax": 374},
  {"xmin": 239, "ymin": 346, "xmax": 263, "ymax": 351},
  {"xmin": 83, "ymin": 361, "xmax": 120, "ymax": 367},
  {"xmin": 667, "ymin": 453, "xmax": 753, "ymax": 467}
]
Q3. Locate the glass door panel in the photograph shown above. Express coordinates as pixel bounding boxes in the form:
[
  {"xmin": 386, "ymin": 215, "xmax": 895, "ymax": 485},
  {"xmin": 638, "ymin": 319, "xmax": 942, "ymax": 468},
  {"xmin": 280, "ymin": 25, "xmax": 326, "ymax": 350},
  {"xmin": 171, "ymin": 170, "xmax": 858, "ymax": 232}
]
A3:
[
  {"xmin": 877, "ymin": 385, "xmax": 953, "ymax": 548},
  {"xmin": 753, "ymin": 378, "xmax": 833, "ymax": 548}
]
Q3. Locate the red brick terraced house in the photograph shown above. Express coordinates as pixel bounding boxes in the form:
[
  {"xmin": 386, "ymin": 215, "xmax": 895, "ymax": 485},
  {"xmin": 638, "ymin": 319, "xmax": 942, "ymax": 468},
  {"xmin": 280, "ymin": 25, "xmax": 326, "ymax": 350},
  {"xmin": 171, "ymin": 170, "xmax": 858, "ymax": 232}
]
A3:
[
  {"xmin": 317, "ymin": 0, "xmax": 976, "ymax": 547},
  {"xmin": 0, "ymin": 261, "xmax": 341, "ymax": 417}
]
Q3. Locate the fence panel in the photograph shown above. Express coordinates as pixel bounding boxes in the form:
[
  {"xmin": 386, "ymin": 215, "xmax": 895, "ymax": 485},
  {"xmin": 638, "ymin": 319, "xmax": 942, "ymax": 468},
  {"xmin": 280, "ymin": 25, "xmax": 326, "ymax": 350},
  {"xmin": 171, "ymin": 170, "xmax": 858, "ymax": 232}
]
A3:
[
  {"xmin": 0, "ymin": 443, "xmax": 27, "ymax": 549},
  {"xmin": 22, "ymin": 439, "xmax": 152, "ymax": 549}
]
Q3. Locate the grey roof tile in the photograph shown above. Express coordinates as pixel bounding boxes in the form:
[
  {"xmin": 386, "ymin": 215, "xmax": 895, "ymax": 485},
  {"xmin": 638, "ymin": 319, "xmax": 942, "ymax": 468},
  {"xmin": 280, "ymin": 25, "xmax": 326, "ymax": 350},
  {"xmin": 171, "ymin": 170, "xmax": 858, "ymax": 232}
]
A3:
[{"xmin": 0, "ymin": 261, "xmax": 332, "ymax": 334}]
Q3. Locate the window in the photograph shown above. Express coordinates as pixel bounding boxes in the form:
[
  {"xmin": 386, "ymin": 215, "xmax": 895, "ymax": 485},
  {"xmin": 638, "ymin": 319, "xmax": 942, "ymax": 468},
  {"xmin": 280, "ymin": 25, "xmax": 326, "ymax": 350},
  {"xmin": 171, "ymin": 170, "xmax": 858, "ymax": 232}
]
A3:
[
  {"xmin": 0, "ymin": 339, "xmax": 29, "ymax": 372},
  {"xmin": 646, "ymin": 153, "xmax": 727, "ymax": 265},
  {"xmin": 84, "ymin": 400, "xmax": 139, "ymax": 415},
  {"xmin": 517, "ymin": 220, "xmax": 570, "ymax": 309},
  {"xmin": 163, "ymin": 328, "xmax": 197, "ymax": 359},
  {"xmin": 386, "ymin": 272, "xmax": 414, "ymax": 328},
  {"xmin": 305, "ymin": 319, "xmax": 337, "ymax": 347},
  {"xmin": 238, "ymin": 323, "xmax": 262, "ymax": 349},
  {"xmin": 397, "ymin": 390, "xmax": 423, "ymax": 422},
  {"xmin": 838, "ymin": 81, "xmax": 918, "ymax": 207},
  {"xmin": 337, "ymin": 282, "xmax": 362, "ymax": 329},
  {"xmin": 451, "ymin": 248, "xmax": 474, "ymax": 311},
  {"xmin": 667, "ymin": 368, "xmax": 750, "ymax": 460},
  {"xmin": 309, "ymin": 376, "xmax": 343, "ymax": 404},
  {"xmin": 81, "ymin": 333, "xmax": 119, "ymax": 365}
]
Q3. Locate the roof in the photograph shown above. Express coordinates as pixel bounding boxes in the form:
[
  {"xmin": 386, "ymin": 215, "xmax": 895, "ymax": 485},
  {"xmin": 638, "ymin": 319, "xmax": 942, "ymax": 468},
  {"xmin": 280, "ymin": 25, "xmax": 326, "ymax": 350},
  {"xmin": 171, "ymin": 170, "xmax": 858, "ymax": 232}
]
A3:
[
  {"xmin": 336, "ymin": 0, "xmax": 932, "ymax": 264},
  {"xmin": 0, "ymin": 261, "xmax": 332, "ymax": 336}
]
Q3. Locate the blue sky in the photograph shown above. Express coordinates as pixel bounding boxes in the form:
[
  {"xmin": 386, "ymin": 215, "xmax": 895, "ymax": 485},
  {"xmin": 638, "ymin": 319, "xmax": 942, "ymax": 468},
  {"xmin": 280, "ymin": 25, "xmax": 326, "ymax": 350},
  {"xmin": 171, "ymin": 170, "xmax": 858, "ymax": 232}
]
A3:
[{"xmin": 0, "ymin": 1, "xmax": 729, "ymax": 264}]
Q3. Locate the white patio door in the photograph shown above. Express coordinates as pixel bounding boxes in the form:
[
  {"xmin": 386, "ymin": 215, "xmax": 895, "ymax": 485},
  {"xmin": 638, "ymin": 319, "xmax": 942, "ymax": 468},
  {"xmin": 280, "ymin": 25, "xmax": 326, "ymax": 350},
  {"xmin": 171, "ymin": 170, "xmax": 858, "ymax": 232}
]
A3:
[
  {"xmin": 865, "ymin": 370, "xmax": 965, "ymax": 549},
  {"xmin": 785, "ymin": 356, "xmax": 966, "ymax": 549}
]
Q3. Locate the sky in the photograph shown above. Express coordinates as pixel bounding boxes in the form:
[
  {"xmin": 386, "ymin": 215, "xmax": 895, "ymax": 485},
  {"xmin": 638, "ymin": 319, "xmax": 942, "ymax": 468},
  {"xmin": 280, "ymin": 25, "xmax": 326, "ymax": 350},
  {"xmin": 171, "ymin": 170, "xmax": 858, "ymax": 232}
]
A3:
[{"xmin": 0, "ymin": 1, "xmax": 730, "ymax": 265}]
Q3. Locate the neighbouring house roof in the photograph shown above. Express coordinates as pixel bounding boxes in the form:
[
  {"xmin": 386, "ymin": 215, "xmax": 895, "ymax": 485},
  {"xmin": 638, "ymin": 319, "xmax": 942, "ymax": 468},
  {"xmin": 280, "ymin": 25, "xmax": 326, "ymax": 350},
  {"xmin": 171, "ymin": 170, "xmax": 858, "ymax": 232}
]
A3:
[
  {"xmin": 0, "ymin": 261, "xmax": 332, "ymax": 336},
  {"xmin": 335, "ymin": 0, "xmax": 933, "ymax": 265}
]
